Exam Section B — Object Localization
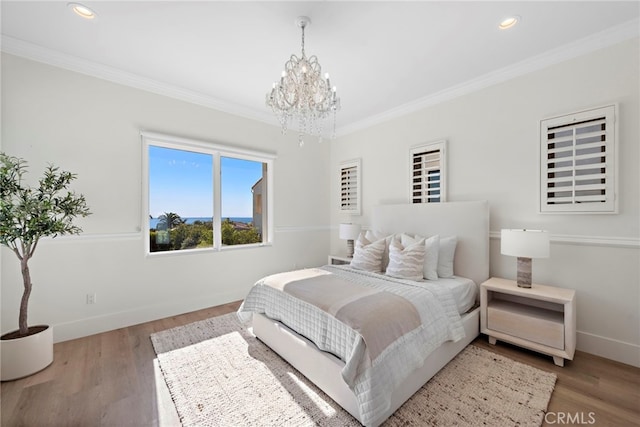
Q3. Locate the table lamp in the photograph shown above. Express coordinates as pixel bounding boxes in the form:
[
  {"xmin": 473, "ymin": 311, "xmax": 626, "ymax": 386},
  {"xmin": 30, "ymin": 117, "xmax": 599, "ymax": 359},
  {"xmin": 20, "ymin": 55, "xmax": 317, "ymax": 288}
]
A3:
[
  {"xmin": 339, "ymin": 223, "xmax": 361, "ymax": 258},
  {"xmin": 501, "ymin": 229, "xmax": 550, "ymax": 288}
]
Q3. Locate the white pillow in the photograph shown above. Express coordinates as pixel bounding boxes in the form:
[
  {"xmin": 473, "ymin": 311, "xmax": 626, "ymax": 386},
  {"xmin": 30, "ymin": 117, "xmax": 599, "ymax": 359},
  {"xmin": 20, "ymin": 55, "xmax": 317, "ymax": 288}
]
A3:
[
  {"xmin": 365, "ymin": 230, "xmax": 393, "ymax": 270},
  {"xmin": 350, "ymin": 234, "xmax": 386, "ymax": 272},
  {"xmin": 386, "ymin": 236, "xmax": 426, "ymax": 281},
  {"xmin": 438, "ymin": 236, "xmax": 458, "ymax": 278},
  {"xmin": 400, "ymin": 233, "xmax": 439, "ymax": 280}
]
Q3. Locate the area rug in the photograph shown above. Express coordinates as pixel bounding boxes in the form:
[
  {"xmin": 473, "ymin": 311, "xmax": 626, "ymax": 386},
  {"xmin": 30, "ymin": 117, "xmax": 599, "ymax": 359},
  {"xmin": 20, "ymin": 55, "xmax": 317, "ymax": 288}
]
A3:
[{"xmin": 151, "ymin": 313, "xmax": 556, "ymax": 426}]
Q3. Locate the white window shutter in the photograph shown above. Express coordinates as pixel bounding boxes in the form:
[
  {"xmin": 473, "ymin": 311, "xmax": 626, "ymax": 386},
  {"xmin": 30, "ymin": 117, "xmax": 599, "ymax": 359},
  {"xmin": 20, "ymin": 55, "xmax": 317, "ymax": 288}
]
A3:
[
  {"xmin": 410, "ymin": 140, "xmax": 446, "ymax": 204},
  {"xmin": 339, "ymin": 159, "xmax": 361, "ymax": 215},
  {"xmin": 540, "ymin": 105, "xmax": 617, "ymax": 214}
]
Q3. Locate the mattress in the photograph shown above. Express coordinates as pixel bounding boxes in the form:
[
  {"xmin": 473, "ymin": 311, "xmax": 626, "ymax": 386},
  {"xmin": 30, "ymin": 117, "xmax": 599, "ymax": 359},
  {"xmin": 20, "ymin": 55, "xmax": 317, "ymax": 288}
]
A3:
[{"xmin": 429, "ymin": 276, "xmax": 477, "ymax": 314}]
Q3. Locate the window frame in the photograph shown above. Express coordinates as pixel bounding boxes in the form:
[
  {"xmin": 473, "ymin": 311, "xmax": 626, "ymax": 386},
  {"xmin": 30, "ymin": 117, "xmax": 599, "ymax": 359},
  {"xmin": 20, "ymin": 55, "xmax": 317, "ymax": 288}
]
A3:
[
  {"xmin": 539, "ymin": 105, "xmax": 617, "ymax": 214},
  {"xmin": 409, "ymin": 140, "xmax": 447, "ymax": 204},
  {"xmin": 141, "ymin": 131, "xmax": 275, "ymax": 255},
  {"xmin": 339, "ymin": 158, "xmax": 361, "ymax": 215}
]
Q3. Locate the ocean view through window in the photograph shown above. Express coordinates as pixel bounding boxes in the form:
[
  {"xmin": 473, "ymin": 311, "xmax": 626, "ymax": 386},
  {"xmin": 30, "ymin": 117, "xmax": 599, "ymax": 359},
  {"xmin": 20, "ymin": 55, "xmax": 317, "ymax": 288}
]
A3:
[{"xmin": 142, "ymin": 132, "xmax": 275, "ymax": 254}]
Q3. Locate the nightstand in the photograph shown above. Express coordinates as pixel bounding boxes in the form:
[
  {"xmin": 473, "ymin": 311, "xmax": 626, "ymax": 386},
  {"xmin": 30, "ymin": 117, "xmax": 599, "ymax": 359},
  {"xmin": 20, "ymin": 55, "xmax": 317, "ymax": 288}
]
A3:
[
  {"xmin": 480, "ymin": 277, "xmax": 576, "ymax": 367},
  {"xmin": 328, "ymin": 255, "xmax": 352, "ymax": 265}
]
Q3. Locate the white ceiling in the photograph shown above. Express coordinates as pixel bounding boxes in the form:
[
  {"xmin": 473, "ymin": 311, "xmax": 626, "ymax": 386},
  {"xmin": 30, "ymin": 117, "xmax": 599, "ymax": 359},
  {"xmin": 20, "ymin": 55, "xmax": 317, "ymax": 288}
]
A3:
[{"xmin": 2, "ymin": 1, "xmax": 639, "ymax": 136}]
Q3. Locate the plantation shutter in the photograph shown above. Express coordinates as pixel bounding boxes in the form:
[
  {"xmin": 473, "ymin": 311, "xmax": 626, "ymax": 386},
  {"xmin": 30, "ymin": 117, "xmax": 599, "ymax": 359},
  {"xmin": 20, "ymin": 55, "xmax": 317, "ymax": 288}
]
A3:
[
  {"xmin": 339, "ymin": 159, "xmax": 361, "ymax": 215},
  {"xmin": 411, "ymin": 141, "xmax": 446, "ymax": 204},
  {"xmin": 540, "ymin": 105, "xmax": 617, "ymax": 213}
]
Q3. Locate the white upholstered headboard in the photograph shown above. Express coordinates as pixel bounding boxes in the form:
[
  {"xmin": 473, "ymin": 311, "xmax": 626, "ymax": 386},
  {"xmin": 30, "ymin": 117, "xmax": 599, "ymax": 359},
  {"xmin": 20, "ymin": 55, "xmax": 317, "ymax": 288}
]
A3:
[{"xmin": 372, "ymin": 201, "xmax": 489, "ymax": 287}]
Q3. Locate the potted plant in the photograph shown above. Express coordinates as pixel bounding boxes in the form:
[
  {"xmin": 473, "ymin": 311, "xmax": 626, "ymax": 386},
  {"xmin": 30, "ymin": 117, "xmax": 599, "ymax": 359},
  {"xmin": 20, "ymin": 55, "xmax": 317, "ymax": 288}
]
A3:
[{"xmin": 0, "ymin": 152, "xmax": 90, "ymax": 381}]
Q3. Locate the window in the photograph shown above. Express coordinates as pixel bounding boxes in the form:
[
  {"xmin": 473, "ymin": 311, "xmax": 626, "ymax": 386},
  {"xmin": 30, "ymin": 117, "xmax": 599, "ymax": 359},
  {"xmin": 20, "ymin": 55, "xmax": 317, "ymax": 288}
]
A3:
[
  {"xmin": 142, "ymin": 132, "xmax": 275, "ymax": 254},
  {"xmin": 339, "ymin": 159, "xmax": 361, "ymax": 215},
  {"xmin": 540, "ymin": 105, "xmax": 617, "ymax": 213},
  {"xmin": 410, "ymin": 140, "xmax": 446, "ymax": 203}
]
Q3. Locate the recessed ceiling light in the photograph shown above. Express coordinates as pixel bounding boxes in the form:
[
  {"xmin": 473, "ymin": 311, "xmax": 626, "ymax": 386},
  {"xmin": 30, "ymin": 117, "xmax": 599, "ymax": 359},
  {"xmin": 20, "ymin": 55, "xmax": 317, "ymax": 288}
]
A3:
[
  {"xmin": 498, "ymin": 16, "xmax": 520, "ymax": 30},
  {"xmin": 68, "ymin": 2, "xmax": 96, "ymax": 19}
]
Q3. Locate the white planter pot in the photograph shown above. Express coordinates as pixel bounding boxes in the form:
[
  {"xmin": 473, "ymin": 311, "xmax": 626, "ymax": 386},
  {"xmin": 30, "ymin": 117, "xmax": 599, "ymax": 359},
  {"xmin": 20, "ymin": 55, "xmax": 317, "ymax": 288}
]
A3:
[{"xmin": 1, "ymin": 325, "xmax": 54, "ymax": 381}]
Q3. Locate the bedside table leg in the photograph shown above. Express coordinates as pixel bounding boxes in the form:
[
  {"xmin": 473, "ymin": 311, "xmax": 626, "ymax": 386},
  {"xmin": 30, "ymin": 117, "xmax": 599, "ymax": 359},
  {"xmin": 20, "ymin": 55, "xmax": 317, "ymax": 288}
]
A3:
[
  {"xmin": 488, "ymin": 336, "xmax": 497, "ymax": 345},
  {"xmin": 553, "ymin": 356, "xmax": 565, "ymax": 367}
]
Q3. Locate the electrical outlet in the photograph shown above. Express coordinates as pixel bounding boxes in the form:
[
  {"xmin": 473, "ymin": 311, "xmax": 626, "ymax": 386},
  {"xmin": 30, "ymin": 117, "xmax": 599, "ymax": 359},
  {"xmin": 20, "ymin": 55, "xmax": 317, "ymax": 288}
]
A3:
[{"xmin": 86, "ymin": 293, "xmax": 96, "ymax": 304}]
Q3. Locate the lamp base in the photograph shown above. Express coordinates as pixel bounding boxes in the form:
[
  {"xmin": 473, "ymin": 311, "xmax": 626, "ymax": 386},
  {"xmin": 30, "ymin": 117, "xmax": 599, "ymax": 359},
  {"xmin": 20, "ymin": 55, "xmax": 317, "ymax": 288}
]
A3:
[
  {"xmin": 516, "ymin": 257, "xmax": 532, "ymax": 288},
  {"xmin": 347, "ymin": 239, "xmax": 355, "ymax": 258}
]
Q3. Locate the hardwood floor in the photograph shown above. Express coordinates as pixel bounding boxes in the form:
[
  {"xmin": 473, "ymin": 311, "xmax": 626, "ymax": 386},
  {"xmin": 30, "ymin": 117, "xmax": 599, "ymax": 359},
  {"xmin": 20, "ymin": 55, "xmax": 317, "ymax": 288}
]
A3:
[
  {"xmin": 2, "ymin": 301, "xmax": 638, "ymax": 426},
  {"xmin": 473, "ymin": 339, "xmax": 640, "ymax": 427}
]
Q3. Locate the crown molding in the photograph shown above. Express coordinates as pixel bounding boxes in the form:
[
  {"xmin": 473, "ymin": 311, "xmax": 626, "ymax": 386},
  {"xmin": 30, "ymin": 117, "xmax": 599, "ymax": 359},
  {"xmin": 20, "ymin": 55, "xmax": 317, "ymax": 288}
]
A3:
[
  {"xmin": 2, "ymin": 17, "xmax": 638, "ymax": 138},
  {"xmin": 0, "ymin": 35, "xmax": 278, "ymax": 128},
  {"xmin": 336, "ymin": 18, "xmax": 640, "ymax": 138}
]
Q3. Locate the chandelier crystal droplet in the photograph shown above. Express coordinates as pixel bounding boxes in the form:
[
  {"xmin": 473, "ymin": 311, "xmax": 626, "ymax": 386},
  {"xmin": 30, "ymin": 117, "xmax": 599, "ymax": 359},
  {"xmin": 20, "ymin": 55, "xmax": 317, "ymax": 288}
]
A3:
[{"xmin": 266, "ymin": 16, "xmax": 341, "ymax": 147}]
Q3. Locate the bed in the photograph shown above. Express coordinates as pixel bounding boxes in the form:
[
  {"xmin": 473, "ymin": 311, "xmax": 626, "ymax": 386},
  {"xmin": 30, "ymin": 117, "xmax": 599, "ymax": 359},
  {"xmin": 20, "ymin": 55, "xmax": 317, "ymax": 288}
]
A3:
[{"xmin": 239, "ymin": 201, "xmax": 489, "ymax": 426}]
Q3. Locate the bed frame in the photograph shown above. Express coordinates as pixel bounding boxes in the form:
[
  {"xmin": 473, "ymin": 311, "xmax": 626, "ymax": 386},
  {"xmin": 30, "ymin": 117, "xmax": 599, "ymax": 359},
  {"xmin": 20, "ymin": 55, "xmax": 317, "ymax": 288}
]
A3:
[{"xmin": 253, "ymin": 201, "xmax": 490, "ymax": 426}]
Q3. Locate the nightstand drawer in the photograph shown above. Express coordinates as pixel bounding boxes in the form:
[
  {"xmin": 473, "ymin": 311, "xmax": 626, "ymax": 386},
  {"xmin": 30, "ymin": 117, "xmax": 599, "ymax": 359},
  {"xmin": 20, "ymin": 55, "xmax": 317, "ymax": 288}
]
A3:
[{"xmin": 487, "ymin": 300, "xmax": 564, "ymax": 350}]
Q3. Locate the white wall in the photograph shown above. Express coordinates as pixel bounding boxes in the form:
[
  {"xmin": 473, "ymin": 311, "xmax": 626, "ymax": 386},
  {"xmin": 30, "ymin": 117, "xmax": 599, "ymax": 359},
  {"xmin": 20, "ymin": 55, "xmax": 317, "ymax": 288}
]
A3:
[
  {"xmin": 1, "ymin": 54, "xmax": 331, "ymax": 342},
  {"xmin": 3, "ymin": 38, "xmax": 638, "ymax": 367},
  {"xmin": 330, "ymin": 39, "xmax": 640, "ymax": 367}
]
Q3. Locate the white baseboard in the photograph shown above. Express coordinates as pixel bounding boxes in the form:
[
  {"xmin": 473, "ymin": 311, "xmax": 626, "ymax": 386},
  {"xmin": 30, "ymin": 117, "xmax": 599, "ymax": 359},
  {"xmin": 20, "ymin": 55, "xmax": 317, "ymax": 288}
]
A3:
[
  {"xmin": 51, "ymin": 290, "xmax": 245, "ymax": 343},
  {"xmin": 577, "ymin": 330, "xmax": 640, "ymax": 368},
  {"xmin": 51, "ymin": 292, "xmax": 640, "ymax": 370}
]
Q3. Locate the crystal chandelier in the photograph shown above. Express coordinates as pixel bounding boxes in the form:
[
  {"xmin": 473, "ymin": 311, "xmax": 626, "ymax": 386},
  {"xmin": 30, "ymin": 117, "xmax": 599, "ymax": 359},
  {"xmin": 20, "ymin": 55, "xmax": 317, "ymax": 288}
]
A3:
[{"xmin": 266, "ymin": 16, "xmax": 340, "ymax": 146}]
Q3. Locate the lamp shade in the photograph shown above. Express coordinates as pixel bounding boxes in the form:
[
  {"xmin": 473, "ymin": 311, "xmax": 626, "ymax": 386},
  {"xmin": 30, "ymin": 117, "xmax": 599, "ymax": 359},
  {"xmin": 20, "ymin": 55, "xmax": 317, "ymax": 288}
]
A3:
[
  {"xmin": 339, "ymin": 223, "xmax": 361, "ymax": 240},
  {"xmin": 501, "ymin": 229, "xmax": 550, "ymax": 258}
]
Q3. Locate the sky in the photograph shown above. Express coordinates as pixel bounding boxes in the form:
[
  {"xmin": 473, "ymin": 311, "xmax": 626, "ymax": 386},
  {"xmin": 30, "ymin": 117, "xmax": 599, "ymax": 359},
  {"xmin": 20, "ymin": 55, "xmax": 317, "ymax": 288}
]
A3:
[{"xmin": 148, "ymin": 146, "xmax": 263, "ymax": 219}]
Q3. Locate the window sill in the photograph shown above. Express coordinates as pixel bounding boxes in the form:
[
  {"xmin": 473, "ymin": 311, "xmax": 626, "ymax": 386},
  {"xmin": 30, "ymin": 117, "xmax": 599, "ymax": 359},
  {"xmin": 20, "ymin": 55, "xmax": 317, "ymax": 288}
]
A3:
[{"xmin": 146, "ymin": 242, "xmax": 273, "ymax": 258}]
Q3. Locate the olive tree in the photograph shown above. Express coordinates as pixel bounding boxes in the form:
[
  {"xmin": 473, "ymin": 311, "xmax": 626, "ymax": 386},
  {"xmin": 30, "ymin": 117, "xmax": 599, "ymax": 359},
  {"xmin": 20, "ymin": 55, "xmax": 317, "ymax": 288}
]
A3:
[{"xmin": 0, "ymin": 153, "xmax": 91, "ymax": 337}]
